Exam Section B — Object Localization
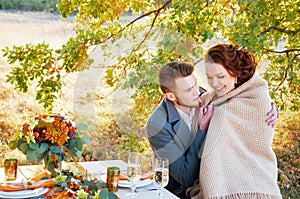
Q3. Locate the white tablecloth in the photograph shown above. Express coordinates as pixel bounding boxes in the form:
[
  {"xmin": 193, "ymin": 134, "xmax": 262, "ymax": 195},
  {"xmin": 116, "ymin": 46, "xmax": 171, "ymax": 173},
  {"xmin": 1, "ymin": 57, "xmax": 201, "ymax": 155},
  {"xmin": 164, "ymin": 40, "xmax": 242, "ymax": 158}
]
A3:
[
  {"xmin": 78, "ymin": 160, "xmax": 179, "ymax": 199},
  {"xmin": 0, "ymin": 160, "xmax": 179, "ymax": 199}
]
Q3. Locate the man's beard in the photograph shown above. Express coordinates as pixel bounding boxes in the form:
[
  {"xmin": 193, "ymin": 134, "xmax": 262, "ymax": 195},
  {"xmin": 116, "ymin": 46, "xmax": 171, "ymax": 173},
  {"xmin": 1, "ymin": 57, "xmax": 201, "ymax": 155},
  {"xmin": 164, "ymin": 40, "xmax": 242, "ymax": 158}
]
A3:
[{"xmin": 174, "ymin": 97, "xmax": 199, "ymax": 108}]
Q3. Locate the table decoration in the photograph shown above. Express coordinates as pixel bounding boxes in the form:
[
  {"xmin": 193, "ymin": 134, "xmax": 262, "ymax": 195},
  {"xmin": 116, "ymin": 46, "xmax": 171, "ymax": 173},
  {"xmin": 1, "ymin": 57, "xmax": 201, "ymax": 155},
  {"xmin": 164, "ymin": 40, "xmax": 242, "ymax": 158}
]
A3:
[
  {"xmin": 8, "ymin": 115, "xmax": 90, "ymax": 177},
  {"xmin": 54, "ymin": 165, "xmax": 118, "ymax": 199}
]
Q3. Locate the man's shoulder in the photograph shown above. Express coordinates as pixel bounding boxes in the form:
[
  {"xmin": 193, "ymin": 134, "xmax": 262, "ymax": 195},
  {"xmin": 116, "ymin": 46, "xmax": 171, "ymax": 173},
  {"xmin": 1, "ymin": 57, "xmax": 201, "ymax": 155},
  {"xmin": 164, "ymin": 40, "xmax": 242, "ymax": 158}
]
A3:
[
  {"xmin": 147, "ymin": 101, "xmax": 168, "ymax": 125},
  {"xmin": 146, "ymin": 100, "xmax": 170, "ymax": 135}
]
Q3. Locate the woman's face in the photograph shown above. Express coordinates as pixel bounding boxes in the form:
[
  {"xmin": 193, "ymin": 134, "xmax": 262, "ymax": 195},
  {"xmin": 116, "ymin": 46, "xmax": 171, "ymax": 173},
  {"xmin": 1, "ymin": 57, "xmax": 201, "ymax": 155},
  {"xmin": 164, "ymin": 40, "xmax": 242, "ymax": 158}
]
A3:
[{"xmin": 205, "ymin": 62, "xmax": 236, "ymax": 97}]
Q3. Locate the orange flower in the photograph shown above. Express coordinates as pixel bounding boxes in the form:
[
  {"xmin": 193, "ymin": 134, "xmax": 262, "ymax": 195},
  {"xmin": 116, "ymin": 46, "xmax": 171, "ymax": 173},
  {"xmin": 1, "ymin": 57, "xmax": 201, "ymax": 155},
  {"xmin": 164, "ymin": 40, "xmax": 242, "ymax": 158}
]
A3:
[{"xmin": 44, "ymin": 117, "xmax": 68, "ymax": 145}]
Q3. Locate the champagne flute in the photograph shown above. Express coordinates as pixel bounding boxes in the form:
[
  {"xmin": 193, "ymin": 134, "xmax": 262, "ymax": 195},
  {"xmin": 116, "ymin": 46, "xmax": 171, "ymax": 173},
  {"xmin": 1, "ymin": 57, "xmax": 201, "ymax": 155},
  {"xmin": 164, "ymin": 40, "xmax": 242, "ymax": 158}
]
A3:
[
  {"xmin": 153, "ymin": 158, "xmax": 169, "ymax": 199},
  {"xmin": 126, "ymin": 152, "xmax": 142, "ymax": 199}
]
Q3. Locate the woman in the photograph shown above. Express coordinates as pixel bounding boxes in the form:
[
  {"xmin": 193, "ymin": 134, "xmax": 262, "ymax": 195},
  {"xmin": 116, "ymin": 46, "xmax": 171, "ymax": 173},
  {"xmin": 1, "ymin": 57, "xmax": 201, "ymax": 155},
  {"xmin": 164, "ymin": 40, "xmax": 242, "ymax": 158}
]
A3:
[{"xmin": 195, "ymin": 44, "xmax": 282, "ymax": 199}]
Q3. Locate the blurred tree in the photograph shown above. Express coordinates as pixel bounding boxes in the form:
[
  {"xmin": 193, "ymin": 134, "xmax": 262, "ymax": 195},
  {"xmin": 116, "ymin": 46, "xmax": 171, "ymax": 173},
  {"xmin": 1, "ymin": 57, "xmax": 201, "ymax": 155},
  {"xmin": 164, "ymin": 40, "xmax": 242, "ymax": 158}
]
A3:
[
  {"xmin": 2, "ymin": 0, "xmax": 300, "ymax": 116},
  {"xmin": 0, "ymin": 0, "xmax": 60, "ymax": 12}
]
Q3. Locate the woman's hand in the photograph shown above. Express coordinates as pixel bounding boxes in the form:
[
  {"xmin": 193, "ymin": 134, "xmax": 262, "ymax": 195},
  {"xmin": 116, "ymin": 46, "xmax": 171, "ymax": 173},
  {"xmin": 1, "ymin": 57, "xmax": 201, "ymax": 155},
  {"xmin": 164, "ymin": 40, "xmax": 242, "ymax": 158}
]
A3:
[
  {"xmin": 198, "ymin": 105, "xmax": 213, "ymax": 132},
  {"xmin": 266, "ymin": 102, "xmax": 279, "ymax": 128}
]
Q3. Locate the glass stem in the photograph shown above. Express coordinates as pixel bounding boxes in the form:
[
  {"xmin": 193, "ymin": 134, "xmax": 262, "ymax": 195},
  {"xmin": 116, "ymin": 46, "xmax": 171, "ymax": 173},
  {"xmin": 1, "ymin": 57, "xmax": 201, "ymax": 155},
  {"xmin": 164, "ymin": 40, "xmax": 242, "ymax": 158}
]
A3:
[
  {"xmin": 130, "ymin": 179, "xmax": 136, "ymax": 193},
  {"xmin": 158, "ymin": 186, "xmax": 163, "ymax": 199}
]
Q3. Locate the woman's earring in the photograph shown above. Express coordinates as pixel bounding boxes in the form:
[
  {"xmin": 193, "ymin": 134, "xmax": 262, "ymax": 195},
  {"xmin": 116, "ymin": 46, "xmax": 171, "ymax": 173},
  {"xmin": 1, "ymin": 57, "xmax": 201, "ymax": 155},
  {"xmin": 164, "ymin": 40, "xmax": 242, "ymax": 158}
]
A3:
[{"xmin": 234, "ymin": 78, "xmax": 238, "ymax": 84}]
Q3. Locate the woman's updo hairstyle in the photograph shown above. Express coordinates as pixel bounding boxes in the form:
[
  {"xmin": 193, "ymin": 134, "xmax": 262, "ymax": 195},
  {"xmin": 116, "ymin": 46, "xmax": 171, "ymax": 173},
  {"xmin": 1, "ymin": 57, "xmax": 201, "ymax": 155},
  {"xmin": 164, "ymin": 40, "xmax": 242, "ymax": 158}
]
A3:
[{"xmin": 205, "ymin": 44, "xmax": 257, "ymax": 88}]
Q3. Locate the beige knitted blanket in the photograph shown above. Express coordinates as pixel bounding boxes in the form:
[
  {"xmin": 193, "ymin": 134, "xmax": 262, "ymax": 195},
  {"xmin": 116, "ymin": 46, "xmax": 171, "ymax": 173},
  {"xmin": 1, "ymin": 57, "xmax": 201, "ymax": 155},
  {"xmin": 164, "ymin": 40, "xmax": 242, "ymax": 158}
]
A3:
[{"xmin": 195, "ymin": 73, "xmax": 282, "ymax": 199}]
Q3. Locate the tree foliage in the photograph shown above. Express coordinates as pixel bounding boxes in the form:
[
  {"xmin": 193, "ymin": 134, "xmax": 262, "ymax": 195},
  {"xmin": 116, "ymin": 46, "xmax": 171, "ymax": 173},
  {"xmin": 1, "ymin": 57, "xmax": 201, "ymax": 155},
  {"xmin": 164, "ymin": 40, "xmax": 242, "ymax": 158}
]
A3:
[
  {"xmin": 2, "ymin": 0, "xmax": 300, "ymax": 115},
  {"xmin": 0, "ymin": 0, "xmax": 59, "ymax": 12}
]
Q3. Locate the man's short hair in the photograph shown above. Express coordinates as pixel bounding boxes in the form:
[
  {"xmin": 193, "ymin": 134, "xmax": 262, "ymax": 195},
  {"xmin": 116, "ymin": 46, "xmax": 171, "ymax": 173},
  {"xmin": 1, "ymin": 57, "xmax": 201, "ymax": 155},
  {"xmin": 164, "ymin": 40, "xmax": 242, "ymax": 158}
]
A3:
[{"xmin": 158, "ymin": 62, "xmax": 194, "ymax": 93}]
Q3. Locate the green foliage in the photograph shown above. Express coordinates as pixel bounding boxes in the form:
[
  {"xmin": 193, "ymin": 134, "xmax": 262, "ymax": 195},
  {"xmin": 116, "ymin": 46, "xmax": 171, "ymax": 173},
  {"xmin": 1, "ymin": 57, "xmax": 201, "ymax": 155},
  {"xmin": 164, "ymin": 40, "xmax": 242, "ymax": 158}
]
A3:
[
  {"xmin": 0, "ymin": 0, "xmax": 60, "ymax": 12},
  {"xmin": 273, "ymin": 111, "xmax": 300, "ymax": 198},
  {"xmin": 102, "ymin": 119, "xmax": 148, "ymax": 153},
  {"xmin": 118, "ymin": 132, "xmax": 146, "ymax": 153},
  {"xmin": 226, "ymin": 0, "xmax": 300, "ymax": 111},
  {"xmin": 55, "ymin": 169, "xmax": 118, "ymax": 198},
  {"xmin": 2, "ymin": 0, "xmax": 299, "ymax": 113},
  {"xmin": 99, "ymin": 188, "xmax": 118, "ymax": 199},
  {"xmin": 3, "ymin": 43, "xmax": 61, "ymax": 110}
]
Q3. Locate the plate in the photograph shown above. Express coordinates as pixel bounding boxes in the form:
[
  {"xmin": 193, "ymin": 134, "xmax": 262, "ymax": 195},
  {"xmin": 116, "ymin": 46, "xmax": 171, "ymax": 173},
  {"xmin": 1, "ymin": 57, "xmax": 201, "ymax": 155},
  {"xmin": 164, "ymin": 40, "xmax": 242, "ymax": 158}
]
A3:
[
  {"xmin": 0, "ymin": 188, "xmax": 43, "ymax": 197},
  {"xmin": 0, "ymin": 187, "xmax": 49, "ymax": 199},
  {"xmin": 101, "ymin": 174, "xmax": 153, "ymax": 188}
]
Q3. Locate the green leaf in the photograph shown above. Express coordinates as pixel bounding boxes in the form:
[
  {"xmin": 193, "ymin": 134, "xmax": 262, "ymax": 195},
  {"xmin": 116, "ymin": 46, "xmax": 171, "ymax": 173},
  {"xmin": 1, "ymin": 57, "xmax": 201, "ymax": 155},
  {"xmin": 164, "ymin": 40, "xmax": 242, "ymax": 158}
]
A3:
[
  {"xmin": 19, "ymin": 142, "xmax": 30, "ymax": 154},
  {"xmin": 84, "ymin": 181, "xmax": 98, "ymax": 193},
  {"xmin": 49, "ymin": 145, "xmax": 62, "ymax": 154},
  {"xmin": 38, "ymin": 152, "xmax": 47, "ymax": 162},
  {"xmin": 81, "ymin": 136, "xmax": 90, "ymax": 144},
  {"xmin": 99, "ymin": 188, "xmax": 109, "ymax": 198},
  {"xmin": 26, "ymin": 149, "xmax": 38, "ymax": 161},
  {"xmin": 38, "ymin": 142, "xmax": 49, "ymax": 155},
  {"xmin": 56, "ymin": 153, "xmax": 64, "ymax": 162},
  {"xmin": 29, "ymin": 142, "xmax": 39, "ymax": 150},
  {"xmin": 10, "ymin": 132, "xmax": 21, "ymax": 142},
  {"xmin": 46, "ymin": 161, "xmax": 55, "ymax": 170},
  {"xmin": 77, "ymin": 123, "xmax": 88, "ymax": 131},
  {"xmin": 75, "ymin": 149, "xmax": 82, "ymax": 158},
  {"xmin": 67, "ymin": 139, "xmax": 76, "ymax": 149},
  {"xmin": 8, "ymin": 141, "xmax": 17, "ymax": 150},
  {"xmin": 76, "ymin": 137, "xmax": 83, "ymax": 151}
]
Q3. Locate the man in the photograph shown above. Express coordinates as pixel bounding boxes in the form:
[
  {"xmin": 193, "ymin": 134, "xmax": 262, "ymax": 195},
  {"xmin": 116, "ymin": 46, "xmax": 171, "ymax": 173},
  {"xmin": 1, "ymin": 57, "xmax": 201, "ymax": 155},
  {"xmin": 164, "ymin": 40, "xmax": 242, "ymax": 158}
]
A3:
[{"xmin": 146, "ymin": 61, "xmax": 278, "ymax": 199}]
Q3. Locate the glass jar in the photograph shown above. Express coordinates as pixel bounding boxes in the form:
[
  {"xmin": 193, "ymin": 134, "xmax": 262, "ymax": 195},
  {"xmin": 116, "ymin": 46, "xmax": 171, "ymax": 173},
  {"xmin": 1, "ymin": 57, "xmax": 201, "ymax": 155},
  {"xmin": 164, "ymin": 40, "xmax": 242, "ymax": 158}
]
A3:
[
  {"xmin": 4, "ymin": 158, "xmax": 18, "ymax": 181},
  {"xmin": 106, "ymin": 166, "xmax": 120, "ymax": 192}
]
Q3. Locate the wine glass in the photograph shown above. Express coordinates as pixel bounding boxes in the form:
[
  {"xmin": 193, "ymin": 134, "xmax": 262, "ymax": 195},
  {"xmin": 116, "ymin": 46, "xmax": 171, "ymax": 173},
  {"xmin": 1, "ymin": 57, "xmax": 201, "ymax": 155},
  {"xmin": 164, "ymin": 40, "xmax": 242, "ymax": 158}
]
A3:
[
  {"xmin": 153, "ymin": 158, "xmax": 169, "ymax": 199},
  {"xmin": 126, "ymin": 152, "xmax": 142, "ymax": 199}
]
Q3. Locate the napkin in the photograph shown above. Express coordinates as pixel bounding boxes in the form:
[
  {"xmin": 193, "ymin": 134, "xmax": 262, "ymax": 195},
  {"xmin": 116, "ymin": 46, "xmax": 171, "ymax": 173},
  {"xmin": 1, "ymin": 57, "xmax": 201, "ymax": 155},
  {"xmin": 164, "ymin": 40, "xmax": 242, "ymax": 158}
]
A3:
[
  {"xmin": 140, "ymin": 172, "xmax": 154, "ymax": 180},
  {"xmin": 119, "ymin": 172, "xmax": 153, "ymax": 181},
  {"xmin": 119, "ymin": 173, "xmax": 130, "ymax": 181},
  {"xmin": 0, "ymin": 179, "xmax": 54, "ymax": 192}
]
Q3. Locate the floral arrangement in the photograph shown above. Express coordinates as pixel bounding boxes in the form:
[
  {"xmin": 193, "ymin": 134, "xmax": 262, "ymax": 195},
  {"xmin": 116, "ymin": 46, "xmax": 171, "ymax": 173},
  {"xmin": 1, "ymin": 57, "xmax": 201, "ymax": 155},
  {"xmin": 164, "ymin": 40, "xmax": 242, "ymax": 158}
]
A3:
[
  {"xmin": 54, "ymin": 165, "xmax": 118, "ymax": 199},
  {"xmin": 9, "ymin": 115, "xmax": 90, "ymax": 176}
]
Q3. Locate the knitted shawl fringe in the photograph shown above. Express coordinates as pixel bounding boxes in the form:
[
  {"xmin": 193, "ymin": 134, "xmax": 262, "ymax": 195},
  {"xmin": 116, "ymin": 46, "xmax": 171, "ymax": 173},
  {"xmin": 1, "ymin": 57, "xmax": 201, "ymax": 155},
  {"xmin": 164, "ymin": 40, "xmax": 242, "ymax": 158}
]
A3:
[{"xmin": 207, "ymin": 193, "xmax": 281, "ymax": 199}]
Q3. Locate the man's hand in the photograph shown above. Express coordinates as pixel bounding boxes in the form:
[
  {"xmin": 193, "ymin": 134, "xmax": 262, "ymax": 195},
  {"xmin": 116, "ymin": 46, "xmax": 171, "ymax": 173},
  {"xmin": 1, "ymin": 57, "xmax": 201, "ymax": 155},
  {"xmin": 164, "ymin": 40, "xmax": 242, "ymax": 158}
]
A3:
[
  {"xmin": 266, "ymin": 102, "xmax": 278, "ymax": 128},
  {"xmin": 198, "ymin": 105, "xmax": 213, "ymax": 132}
]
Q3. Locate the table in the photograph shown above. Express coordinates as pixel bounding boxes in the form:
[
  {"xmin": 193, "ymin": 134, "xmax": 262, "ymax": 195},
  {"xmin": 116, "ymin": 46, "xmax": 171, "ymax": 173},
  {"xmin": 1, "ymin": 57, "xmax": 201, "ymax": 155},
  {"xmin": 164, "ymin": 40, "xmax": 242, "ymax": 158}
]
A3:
[
  {"xmin": 0, "ymin": 160, "xmax": 179, "ymax": 199},
  {"xmin": 78, "ymin": 160, "xmax": 179, "ymax": 199}
]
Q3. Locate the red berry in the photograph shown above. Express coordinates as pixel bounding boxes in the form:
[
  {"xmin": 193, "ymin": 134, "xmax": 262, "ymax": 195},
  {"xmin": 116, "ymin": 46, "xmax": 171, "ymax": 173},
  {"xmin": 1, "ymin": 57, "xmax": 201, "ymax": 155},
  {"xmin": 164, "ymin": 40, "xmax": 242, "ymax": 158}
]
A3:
[
  {"xmin": 33, "ymin": 132, "xmax": 39, "ymax": 138},
  {"xmin": 67, "ymin": 192, "xmax": 74, "ymax": 197}
]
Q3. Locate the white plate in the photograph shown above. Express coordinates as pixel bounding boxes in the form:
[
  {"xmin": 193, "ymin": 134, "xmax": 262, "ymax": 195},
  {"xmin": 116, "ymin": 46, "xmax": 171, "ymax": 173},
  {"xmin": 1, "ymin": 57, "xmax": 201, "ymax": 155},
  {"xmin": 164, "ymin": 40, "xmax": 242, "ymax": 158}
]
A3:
[
  {"xmin": 0, "ymin": 187, "xmax": 49, "ymax": 198},
  {"xmin": 101, "ymin": 174, "xmax": 153, "ymax": 188}
]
